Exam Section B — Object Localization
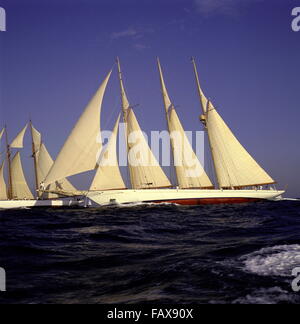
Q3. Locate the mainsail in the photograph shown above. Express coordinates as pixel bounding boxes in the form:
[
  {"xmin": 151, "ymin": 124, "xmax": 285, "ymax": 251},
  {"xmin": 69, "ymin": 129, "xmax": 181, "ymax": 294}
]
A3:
[
  {"xmin": 90, "ymin": 114, "xmax": 126, "ymax": 191},
  {"xmin": 0, "ymin": 161, "xmax": 7, "ymax": 200},
  {"xmin": 44, "ymin": 70, "xmax": 112, "ymax": 186},
  {"xmin": 117, "ymin": 58, "xmax": 172, "ymax": 189},
  {"xmin": 11, "ymin": 152, "xmax": 34, "ymax": 200},
  {"xmin": 157, "ymin": 59, "xmax": 214, "ymax": 189},
  {"xmin": 205, "ymin": 101, "xmax": 275, "ymax": 188},
  {"xmin": 192, "ymin": 58, "xmax": 275, "ymax": 188},
  {"xmin": 10, "ymin": 124, "xmax": 28, "ymax": 148}
]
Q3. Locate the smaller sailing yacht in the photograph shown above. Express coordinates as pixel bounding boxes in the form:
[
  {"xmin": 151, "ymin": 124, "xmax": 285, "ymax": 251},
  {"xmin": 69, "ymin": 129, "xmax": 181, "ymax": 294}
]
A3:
[
  {"xmin": 42, "ymin": 58, "xmax": 284, "ymax": 207},
  {"xmin": 0, "ymin": 123, "xmax": 81, "ymax": 209}
]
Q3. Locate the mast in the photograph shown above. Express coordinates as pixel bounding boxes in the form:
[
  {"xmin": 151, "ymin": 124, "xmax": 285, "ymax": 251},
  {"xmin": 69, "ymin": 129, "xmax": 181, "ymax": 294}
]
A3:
[
  {"xmin": 4, "ymin": 126, "xmax": 13, "ymax": 199},
  {"xmin": 29, "ymin": 120, "xmax": 40, "ymax": 198},
  {"xmin": 191, "ymin": 58, "xmax": 220, "ymax": 189},
  {"xmin": 116, "ymin": 57, "xmax": 133, "ymax": 188}
]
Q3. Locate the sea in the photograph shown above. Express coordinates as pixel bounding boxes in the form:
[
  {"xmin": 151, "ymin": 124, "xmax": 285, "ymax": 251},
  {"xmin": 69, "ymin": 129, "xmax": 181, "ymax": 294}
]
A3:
[{"xmin": 0, "ymin": 200, "xmax": 300, "ymax": 305}]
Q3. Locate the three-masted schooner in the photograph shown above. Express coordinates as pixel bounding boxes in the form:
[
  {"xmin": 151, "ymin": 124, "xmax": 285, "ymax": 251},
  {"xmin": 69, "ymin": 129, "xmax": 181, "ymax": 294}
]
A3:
[
  {"xmin": 0, "ymin": 123, "xmax": 80, "ymax": 209},
  {"xmin": 41, "ymin": 58, "xmax": 284, "ymax": 207}
]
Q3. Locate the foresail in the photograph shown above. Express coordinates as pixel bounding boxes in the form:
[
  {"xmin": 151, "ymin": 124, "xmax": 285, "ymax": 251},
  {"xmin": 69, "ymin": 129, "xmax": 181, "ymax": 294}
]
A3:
[
  {"xmin": 157, "ymin": 59, "xmax": 214, "ymax": 189},
  {"xmin": 90, "ymin": 114, "xmax": 126, "ymax": 191},
  {"xmin": 206, "ymin": 101, "xmax": 275, "ymax": 188},
  {"xmin": 126, "ymin": 109, "xmax": 172, "ymax": 189},
  {"xmin": 44, "ymin": 70, "xmax": 112, "ymax": 186},
  {"xmin": 38, "ymin": 143, "xmax": 77, "ymax": 198},
  {"xmin": 11, "ymin": 152, "xmax": 34, "ymax": 200},
  {"xmin": 0, "ymin": 161, "xmax": 8, "ymax": 200},
  {"xmin": 10, "ymin": 124, "xmax": 28, "ymax": 148}
]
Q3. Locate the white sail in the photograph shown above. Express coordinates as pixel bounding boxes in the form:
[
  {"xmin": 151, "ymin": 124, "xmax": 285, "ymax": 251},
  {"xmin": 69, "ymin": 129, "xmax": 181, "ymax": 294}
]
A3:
[
  {"xmin": 10, "ymin": 124, "xmax": 28, "ymax": 148},
  {"xmin": 31, "ymin": 124, "xmax": 42, "ymax": 155},
  {"xmin": 0, "ymin": 161, "xmax": 8, "ymax": 200},
  {"xmin": 0, "ymin": 128, "xmax": 4, "ymax": 141},
  {"xmin": 38, "ymin": 143, "xmax": 76, "ymax": 198},
  {"xmin": 126, "ymin": 108, "xmax": 172, "ymax": 189},
  {"xmin": 206, "ymin": 101, "xmax": 275, "ymax": 188},
  {"xmin": 157, "ymin": 59, "xmax": 214, "ymax": 189},
  {"xmin": 44, "ymin": 70, "xmax": 112, "ymax": 186},
  {"xmin": 11, "ymin": 152, "xmax": 34, "ymax": 200},
  {"xmin": 90, "ymin": 114, "xmax": 126, "ymax": 191},
  {"xmin": 117, "ymin": 59, "xmax": 172, "ymax": 189},
  {"xmin": 192, "ymin": 58, "xmax": 208, "ymax": 114}
]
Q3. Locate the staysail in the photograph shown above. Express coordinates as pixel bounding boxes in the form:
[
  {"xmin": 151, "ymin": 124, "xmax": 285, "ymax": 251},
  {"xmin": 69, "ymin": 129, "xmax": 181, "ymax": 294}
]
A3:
[
  {"xmin": 11, "ymin": 152, "xmax": 34, "ymax": 200},
  {"xmin": 157, "ymin": 59, "xmax": 214, "ymax": 189},
  {"xmin": 192, "ymin": 58, "xmax": 275, "ymax": 188},
  {"xmin": 44, "ymin": 70, "xmax": 112, "ymax": 186},
  {"xmin": 0, "ymin": 161, "xmax": 7, "ymax": 200},
  {"xmin": 117, "ymin": 58, "xmax": 172, "ymax": 189},
  {"xmin": 90, "ymin": 114, "xmax": 126, "ymax": 191}
]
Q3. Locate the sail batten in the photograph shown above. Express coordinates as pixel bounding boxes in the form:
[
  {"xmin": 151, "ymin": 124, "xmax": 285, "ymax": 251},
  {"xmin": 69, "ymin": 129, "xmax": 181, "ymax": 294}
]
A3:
[
  {"xmin": 157, "ymin": 59, "xmax": 214, "ymax": 189},
  {"xmin": 44, "ymin": 70, "xmax": 112, "ymax": 186},
  {"xmin": 90, "ymin": 114, "xmax": 126, "ymax": 191}
]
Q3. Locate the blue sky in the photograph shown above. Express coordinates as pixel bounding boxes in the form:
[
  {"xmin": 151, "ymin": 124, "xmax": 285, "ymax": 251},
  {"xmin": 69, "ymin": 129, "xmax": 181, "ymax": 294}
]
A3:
[{"xmin": 0, "ymin": 0, "xmax": 300, "ymax": 197}]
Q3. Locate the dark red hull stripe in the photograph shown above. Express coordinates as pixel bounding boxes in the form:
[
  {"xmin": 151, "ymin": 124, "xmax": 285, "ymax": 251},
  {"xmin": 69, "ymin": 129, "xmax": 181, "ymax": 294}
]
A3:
[{"xmin": 146, "ymin": 197, "xmax": 263, "ymax": 205}]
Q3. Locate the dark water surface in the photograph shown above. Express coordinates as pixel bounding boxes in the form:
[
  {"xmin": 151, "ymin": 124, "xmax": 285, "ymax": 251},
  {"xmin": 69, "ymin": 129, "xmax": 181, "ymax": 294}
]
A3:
[{"xmin": 0, "ymin": 201, "xmax": 300, "ymax": 304}]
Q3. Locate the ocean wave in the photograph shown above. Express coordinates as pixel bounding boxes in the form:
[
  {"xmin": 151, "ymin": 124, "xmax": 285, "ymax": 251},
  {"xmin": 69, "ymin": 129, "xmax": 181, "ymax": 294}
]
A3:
[
  {"xmin": 240, "ymin": 245, "xmax": 300, "ymax": 277},
  {"xmin": 233, "ymin": 287, "xmax": 298, "ymax": 304}
]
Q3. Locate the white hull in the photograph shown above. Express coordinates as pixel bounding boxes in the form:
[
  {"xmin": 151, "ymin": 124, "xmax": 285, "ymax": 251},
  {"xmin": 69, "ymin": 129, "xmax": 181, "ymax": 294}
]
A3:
[
  {"xmin": 85, "ymin": 189, "xmax": 285, "ymax": 207},
  {"xmin": 0, "ymin": 197, "xmax": 82, "ymax": 210}
]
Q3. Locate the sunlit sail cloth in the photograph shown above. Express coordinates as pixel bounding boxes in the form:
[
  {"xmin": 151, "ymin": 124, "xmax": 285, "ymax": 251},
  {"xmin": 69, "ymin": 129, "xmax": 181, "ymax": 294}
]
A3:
[
  {"xmin": 0, "ymin": 161, "xmax": 8, "ymax": 200},
  {"xmin": 11, "ymin": 152, "xmax": 34, "ymax": 200},
  {"xmin": 117, "ymin": 58, "xmax": 172, "ymax": 189},
  {"xmin": 10, "ymin": 124, "xmax": 28, "ymax": 148},
  {"xmin": 192, "ymin": 58, "xmax": 208, "ymax": 114},
  {"xmin": 90, "ymin": 114, "xmax": 126, "ymax": 191},
  {"xmin": 31, "ymin": 124, "xmax": 42, "ymax": 155},
  {"xmin": 44, "ymin": 70, "xmax": 112, "ymax": 186},
  {"xmin": 38, "ymin": 143, "xmax": 76, "ymax": 198},
  {"xmin": 205, "ymin": 101, "xmax": 275, "ymax": 188},
  {"xmin": 157, "ymin": 59, "xmax": 214, "ymax": 189},
  {"xmin": 0, "ymin": 128, "xmax": 4, "ymax": 141}
]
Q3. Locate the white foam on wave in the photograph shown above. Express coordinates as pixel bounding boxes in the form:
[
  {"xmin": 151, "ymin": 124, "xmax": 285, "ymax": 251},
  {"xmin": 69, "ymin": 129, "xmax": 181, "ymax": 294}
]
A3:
[
  {"xmin": 233, "ymin": 287, "xmax": 298, "ymax": 304},
  {"xmin": 241, "ymin": 245, "xmax": 300, "ymax": 277}
]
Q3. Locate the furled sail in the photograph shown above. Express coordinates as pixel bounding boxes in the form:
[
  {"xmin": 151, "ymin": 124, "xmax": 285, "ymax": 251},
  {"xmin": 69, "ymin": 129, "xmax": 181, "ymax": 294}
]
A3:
[
  {"xmin": 205, "ymin": 101, "xmax": 275, "ymax": 188},
  {"xmin": 37, "ymin": 143, "xmax": 76, "ymax": 198},
  {"xmin": 157, "ymin": 59, "xmax": 214, "ymax": 189},
  {"xmin": 11, "ymin": 152, "xmax": 34, "ymax": 200},
  {"xmin": 0, "ymin": 161, "xmax": 8, "ymax": 200},
  {"xmin": 10, "ymin": 124, "xmax": 28, "ymax": 148},
  {"xmin": 90, "ymin": 114, "xmax": 126, "ymax": 191},
  {"xmin": 117, "ymin": 58, "xmax": 172, "ymax": 189},
  {"xmin": 44, "ymin": 70, "xmax": 112, "ymax": 186}
]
